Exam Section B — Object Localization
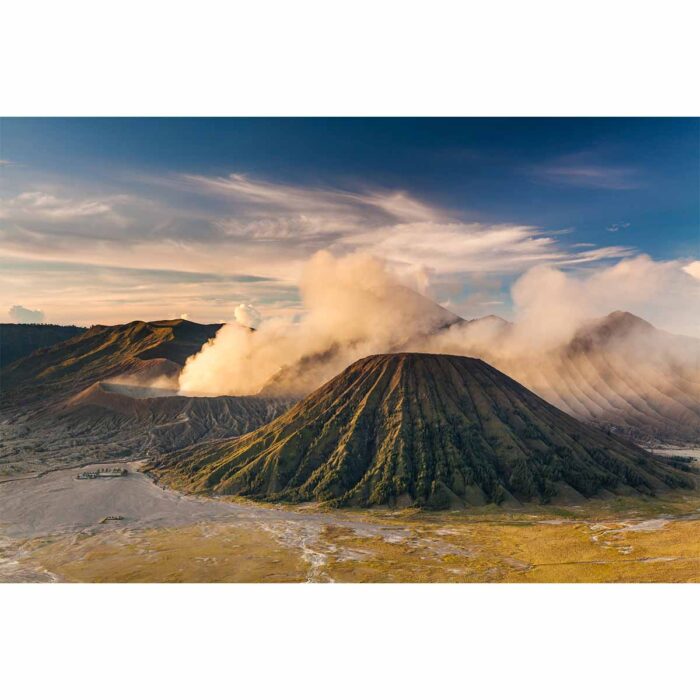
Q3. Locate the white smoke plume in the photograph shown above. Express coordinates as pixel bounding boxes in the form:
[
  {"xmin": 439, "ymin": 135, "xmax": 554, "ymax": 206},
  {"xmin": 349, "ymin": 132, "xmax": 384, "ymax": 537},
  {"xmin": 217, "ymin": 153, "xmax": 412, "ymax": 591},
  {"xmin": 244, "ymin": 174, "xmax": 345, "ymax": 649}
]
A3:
[
  {"xmin": 178, "ymin": 251, "xmax": 700, "ymax": 401},
  {"xmin": 178, "ymin": 252, "xmax": 458, "ymax": 396}
]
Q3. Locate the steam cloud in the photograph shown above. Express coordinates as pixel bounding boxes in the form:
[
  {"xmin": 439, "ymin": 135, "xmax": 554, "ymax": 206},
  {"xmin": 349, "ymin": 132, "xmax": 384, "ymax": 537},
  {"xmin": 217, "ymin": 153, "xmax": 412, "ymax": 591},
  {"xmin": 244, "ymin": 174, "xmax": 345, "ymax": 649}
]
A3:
[
  {"xmin": 179, "ymin": 252, "xmax": 457, "ymax": 396},
  {"xmin": 233, "ymin": 304, "xmax": 262, "ymax": 329},
  {"xmin": 178, "ymin": 251, "xmax": 700, "ymax": 400}
]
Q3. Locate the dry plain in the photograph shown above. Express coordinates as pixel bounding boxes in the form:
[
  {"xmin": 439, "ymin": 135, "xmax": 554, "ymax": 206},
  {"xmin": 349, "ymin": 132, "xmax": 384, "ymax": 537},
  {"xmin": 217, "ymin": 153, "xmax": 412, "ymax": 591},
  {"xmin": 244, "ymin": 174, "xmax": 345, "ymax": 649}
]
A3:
[{"xmin": 1, "ymin": 456, "xmax": 699, "ymax": 583}]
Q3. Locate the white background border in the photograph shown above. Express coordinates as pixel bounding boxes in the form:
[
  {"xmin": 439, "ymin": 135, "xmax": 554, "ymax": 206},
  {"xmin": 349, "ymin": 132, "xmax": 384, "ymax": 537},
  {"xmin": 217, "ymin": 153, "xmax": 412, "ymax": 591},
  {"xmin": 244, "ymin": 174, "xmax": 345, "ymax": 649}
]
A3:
[
  {"xmin": 2, "ymin": 0, "xmax": 699, "ymax": 116},
  {"xmin": 2, "ymin": 1, "xmax": 699, "ymax": 698},
  {"xmin": 2, "ymin": 584, "xmax": 699, "ymax": 698}
]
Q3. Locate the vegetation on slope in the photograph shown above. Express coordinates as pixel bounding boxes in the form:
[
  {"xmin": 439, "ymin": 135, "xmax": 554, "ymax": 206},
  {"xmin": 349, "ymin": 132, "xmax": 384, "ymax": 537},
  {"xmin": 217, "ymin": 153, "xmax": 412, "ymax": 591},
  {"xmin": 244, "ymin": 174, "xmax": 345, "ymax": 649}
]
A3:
[{"xmin": 152, "ymin": 353, "xmax": 694, "ymax": 508}]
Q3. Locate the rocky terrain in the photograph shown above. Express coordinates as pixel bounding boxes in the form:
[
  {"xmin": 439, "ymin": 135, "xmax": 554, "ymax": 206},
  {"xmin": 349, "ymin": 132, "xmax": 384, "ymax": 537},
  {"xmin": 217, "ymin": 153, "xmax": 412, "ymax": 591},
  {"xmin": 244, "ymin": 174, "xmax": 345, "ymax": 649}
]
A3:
[
  {"xmin": 0, "ymin": 319, "xmax": 291, "ymax": 476},
  {"xmin": 494, "ymin": 312, "xmax": 700, "ymax": 445},
  {"xmin": 0, "ymin": 382, "xmax": 294, "ymax": 475}
]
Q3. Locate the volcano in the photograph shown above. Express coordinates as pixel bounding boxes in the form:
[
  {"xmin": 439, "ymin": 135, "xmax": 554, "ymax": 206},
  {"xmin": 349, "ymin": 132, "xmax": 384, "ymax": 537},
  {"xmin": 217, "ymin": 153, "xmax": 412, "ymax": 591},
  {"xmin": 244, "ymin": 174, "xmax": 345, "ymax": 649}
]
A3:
[
  {"xmin": 151, "ymin": 353, "xmax": 694, "ymax": 508},
  {"xmin": 256, "ymin": 309, "xmax": 700, "ymax": 444}
]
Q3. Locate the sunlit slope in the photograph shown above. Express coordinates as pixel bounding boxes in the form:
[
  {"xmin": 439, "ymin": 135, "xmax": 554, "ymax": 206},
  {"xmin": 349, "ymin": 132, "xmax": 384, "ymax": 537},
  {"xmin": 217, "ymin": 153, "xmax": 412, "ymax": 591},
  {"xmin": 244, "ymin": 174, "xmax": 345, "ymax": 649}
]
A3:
[
  {"xmin": 0, "ymin": 319, "xmax": 222, "ymax": 406},
  {"xmin": 152, "ymin": 353, "xmax": 694, "ymax": 508}
]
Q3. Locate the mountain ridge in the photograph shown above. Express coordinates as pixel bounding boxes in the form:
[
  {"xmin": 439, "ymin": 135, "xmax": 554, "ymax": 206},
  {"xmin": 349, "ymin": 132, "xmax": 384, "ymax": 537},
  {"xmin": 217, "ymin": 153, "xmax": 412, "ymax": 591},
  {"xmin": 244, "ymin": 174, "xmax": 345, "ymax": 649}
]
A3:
[
  {"xmin": 0, "ymin": 323, "xmax": 87, "ymax": 368},
  {"xmin": 0, "ymin": 318, "xmax": 222, "ymax": 410}
]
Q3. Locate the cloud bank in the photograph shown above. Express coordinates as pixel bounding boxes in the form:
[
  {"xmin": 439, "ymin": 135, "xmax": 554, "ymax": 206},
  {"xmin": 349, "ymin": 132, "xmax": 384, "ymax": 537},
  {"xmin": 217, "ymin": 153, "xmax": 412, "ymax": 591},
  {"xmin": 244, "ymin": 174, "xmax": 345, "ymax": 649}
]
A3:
[{"xmin": 8, "ymin": 304, "xmax": 45, "ymax": 323}]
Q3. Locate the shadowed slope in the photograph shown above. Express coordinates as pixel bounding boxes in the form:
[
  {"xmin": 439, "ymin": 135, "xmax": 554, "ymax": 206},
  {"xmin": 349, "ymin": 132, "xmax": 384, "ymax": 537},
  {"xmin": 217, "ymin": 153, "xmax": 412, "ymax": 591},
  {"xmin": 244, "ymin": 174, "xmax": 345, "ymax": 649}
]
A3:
[
  {"xmin": 0, "ymin": 323, "xmax": 86, "ymax": 368},
  {"xmin": 58, "ymin": 381, "xmax": 295, "ymax": 453},
  {"xmin": 152, "ymin": 354, "xmax": 694, "ymax": 508}
]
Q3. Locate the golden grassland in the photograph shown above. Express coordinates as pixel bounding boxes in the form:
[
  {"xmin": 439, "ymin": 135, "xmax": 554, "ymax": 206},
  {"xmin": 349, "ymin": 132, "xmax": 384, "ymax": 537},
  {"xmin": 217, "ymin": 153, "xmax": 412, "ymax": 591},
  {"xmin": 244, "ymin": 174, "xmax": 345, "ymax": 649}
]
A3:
[
  {"xmin": 25, "ymin": 524, "xmax": 308, "ymax": 583},
  {"xmin": 21, "ymin": 492, "xmax": 700, "ymax": 583}
]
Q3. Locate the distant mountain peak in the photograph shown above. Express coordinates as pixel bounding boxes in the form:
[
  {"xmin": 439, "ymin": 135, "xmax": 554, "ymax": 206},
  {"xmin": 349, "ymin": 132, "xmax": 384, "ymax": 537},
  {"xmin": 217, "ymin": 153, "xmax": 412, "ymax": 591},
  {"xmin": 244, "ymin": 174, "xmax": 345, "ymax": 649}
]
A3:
[
  {"xmin": 0, "ymin": 323, "xmax": 86, "ymax": 368},
  {"xmin": 569, "ymin": 310, "xmax": 655, "ymax": 354},
  {"xmin": 604, "ymin": 310, "xmax": 655, "ymax": 330},
  {"xmin": 468, "ymin": 314, "xmax": 511, "ymax": 326}
]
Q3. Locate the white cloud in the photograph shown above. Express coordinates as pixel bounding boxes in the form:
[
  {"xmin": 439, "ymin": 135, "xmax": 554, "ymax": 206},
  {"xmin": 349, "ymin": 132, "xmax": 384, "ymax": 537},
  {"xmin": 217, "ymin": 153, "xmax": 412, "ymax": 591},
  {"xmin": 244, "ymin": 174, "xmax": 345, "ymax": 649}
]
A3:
[
  {"xmin": 233, "ymin": 303, "xmax": 262, "ymax": 329},
  {"xmin": 2, "ymin": 171, "xmax": 624, "ymax": 282},
  {"xmin": 532, "ymin": 153, "xmax": 641, "ymax": 190},
  {"xmin": 184, "ymin": 172, "xmax": 444, "ymax": 228},
  {"xmin": 512, "ymin": 255, "xmax": 700, "ymax": 342},
  {"xmin": 343, "ymin": 222, "xmax": 633, "ymax": 274},
  {"xmin": 541, "ymin": 166, "xmax": 640, "ymax": 189},
  {"xmin": 213, "ymin": 214, "xmax": 352, "ymax": 240},
  {"xmin": 606, "ymin": 221, "xmax": 631, "ymax": 232},
  {"xmin": 683, "ymin": 261, "xmax": 700, "ymax": 280},
  {"xmin": 0, "ymin": 190, "xmax": 127, "ymax": 222},
  {"xmin": 182, "ymin": 173, "xmax": 634, "ymax": 275},
  {"xmin": 9, "ymin": 304, "xmax": 45, "ymax": 323}
]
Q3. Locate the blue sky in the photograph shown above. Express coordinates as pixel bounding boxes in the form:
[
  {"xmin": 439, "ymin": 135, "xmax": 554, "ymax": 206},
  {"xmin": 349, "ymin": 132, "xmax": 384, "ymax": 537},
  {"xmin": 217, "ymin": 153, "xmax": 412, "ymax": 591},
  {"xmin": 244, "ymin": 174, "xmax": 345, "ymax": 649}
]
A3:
[{"xmin": 1, "ymin": 118, "xmax": 698, "ymax": 329}]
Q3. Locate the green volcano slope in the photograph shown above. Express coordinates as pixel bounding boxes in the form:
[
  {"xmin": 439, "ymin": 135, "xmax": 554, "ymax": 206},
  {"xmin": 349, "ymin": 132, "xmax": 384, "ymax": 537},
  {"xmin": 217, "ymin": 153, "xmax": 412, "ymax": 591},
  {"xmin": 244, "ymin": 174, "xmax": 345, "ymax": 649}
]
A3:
[{"xmin": 151, "ymin": 354, "xmax": 695, "ymax": 508}]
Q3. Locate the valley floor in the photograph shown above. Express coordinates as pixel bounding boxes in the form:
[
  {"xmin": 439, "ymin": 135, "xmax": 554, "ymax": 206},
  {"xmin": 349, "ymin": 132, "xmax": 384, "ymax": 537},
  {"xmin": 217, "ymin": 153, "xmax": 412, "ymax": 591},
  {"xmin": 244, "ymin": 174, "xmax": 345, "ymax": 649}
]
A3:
[{"xmin": 1, "ymin": 458, "xmax": 700, "ymax": 583}]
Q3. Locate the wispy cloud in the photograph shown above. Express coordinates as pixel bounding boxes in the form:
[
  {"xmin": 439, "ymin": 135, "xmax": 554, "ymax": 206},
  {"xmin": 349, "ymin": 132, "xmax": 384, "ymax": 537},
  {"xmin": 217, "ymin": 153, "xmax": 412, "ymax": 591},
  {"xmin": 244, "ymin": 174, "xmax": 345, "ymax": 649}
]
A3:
[
  {"xmin": 2, "ymin": 191, "xmax": 114, "ymax": 217},
  {"xmin": 183, "ymin": 172, "xmax": 444, "ymax": 226},
  {"xmin": 0, "ymin": 257, "xmax": 297, "ymax": 326},
  {"xmin": 532, "ymin": 152, "xmax": 642, "ymax": 190},
  {"xmin": 343, "ymin": 222, "xmax": 633, "ymax": 275},
  {"xmin": 606, "ymin": 221, "xmax": 631, "ymax": 232},
  {"xmin": 540, "ymin": 165, "xmax": 640, "ymax": 190},
  {"xmin": 0, "ymin": 169, "xmax": 640, "ymax": 324}
]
